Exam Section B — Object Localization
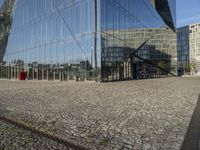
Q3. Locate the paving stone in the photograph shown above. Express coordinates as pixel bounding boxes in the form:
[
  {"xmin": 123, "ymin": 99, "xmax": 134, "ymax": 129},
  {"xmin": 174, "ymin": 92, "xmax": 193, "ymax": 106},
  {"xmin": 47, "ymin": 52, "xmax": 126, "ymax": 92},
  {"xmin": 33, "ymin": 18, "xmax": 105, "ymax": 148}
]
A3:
[
  {"xmin": 0, "ymin": 78, "xmax": 200, "ymax": 149},
  {"xmin": 0, "ymin": 121, "xmax": 70, "ymax": 150}
]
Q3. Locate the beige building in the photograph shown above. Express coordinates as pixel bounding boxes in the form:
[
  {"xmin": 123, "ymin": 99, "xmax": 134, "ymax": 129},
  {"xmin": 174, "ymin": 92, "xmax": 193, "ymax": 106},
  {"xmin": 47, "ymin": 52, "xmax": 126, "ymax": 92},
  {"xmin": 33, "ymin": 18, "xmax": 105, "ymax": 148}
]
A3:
[
  {"xmin": 189, "ymin": 22, "xmax": 200, "ymax": 74},
  {"xmin": 177, "ymin": 22, "xmax": 200, "ymax": 75}
]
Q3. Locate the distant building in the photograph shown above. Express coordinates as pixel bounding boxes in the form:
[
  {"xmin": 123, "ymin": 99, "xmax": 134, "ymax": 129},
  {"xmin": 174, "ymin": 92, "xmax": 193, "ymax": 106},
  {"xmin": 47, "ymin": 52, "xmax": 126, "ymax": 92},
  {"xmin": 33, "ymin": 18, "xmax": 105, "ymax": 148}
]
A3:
[
  {"xmin": 177, "ymin": 22, "xmax": 200, "ymax": 75},
  {"xmin": 177, "ymin": 26, "xmax": 190, "ymax": 75},
  {"xmin": 102, "ymin": 28, "xmax": 177, "ymax": 81},
  {"xmin": 189, "ymin": 23, "xmax": 200, "ymax": 75}
]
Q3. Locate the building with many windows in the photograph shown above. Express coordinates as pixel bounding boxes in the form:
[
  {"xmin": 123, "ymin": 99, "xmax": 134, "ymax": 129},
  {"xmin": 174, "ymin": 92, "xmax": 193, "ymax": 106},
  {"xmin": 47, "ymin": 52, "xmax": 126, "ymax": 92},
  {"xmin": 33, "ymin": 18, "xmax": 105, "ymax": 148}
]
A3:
[
  {"xmin": 189, "ymin": 23, "xmax": 200, "ymax": 75},
  {"xmin": 177, "ymin": 26, "xmax": 190, "ymax": 75},
  {"xmin": 177, "ymin": 22, "xmax": 200, "ymax": 75},
  {"xmin": 102, "ymin": 27, "xmax": 177, "ymax": 81},
  {"xmin": 0, "ymin": 0, "xmax": 177, "ymax": 82}
]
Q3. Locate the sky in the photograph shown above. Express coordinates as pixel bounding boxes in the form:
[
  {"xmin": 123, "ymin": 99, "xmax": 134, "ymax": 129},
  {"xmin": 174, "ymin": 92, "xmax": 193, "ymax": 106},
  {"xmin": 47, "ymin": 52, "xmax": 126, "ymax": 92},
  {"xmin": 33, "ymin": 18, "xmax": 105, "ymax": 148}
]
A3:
[
  {"xmin": 0, "ymin": 0, "xmax": 199, "ymax": 28},
  {"xmin": 177, "ymin": 0, "xmax": 200, "ymax": 27},
  {"xmin": 0, "ymin": 0, "xmax": 3, "ymax": 7}
]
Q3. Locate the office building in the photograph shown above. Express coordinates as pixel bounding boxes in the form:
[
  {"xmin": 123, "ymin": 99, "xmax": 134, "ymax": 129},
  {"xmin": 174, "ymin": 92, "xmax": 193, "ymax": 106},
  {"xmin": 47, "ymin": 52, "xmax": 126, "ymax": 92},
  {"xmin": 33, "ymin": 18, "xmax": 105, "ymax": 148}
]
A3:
[{"xmin": 177, "ymin": 22, "xmax": 200, "ymax": 75}]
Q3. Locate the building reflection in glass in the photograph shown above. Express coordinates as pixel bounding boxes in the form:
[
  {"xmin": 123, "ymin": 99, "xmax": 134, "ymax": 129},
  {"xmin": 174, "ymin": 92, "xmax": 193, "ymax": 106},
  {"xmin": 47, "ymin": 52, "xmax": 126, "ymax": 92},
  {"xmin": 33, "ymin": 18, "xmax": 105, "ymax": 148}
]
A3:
[{"xmin": 0, "ymin": 0, "xmax": 177, "ymax": 82}]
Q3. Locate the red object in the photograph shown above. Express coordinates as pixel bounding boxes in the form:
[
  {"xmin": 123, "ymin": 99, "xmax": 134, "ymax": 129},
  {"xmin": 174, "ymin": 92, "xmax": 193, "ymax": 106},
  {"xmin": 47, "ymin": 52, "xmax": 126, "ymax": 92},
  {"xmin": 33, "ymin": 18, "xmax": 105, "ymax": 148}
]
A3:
[{"xmin": 18, "ymin": 72, "xmax": 27, "ymax": 80}]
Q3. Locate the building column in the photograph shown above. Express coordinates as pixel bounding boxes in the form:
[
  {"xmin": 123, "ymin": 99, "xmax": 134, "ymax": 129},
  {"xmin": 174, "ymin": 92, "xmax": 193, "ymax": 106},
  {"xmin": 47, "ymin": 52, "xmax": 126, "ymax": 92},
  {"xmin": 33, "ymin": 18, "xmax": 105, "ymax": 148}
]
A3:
[
  {"xmin": 10, "ymin": 66, "xmax": 13, "ymax": 79},
  {"xmin": 53, "ymin": 72, "xmax": 55, "ymax": 80},
  {"xmin": 42, "ymin": 69, "xmax": 44, "ymax": 80},
  {"xmin": 47, "ymin": 70, "xmax": 49, "ymax": 81},
  {"xmin": 32, "ymin": 68, "xmax": 34, "ymax": 80},
  {"xmin": 8, "ymin": 66, "xmax": 10, "ymax": 79},
  {"xmin": 14, "ymin": 66, "xmax": 16, "ymax": 79},
  {"xmin": 37, "ymin": 69, "xmax": 39, "ymax": 80},
  {"xmin": 59, "ymin": 73, "xmax": 62, "ymax": 81}
]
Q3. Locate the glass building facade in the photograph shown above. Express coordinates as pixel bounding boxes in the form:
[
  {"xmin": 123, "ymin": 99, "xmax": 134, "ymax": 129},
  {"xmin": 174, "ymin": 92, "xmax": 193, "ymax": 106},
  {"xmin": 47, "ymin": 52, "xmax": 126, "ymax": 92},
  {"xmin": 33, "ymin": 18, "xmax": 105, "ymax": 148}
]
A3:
[
  {"xmin": 177, "ymin": 26, "xmax": 190, "ymax": 76},
  {"xmin": 0, "ymin": 0, "xmax": 177, "ymax": 82}
]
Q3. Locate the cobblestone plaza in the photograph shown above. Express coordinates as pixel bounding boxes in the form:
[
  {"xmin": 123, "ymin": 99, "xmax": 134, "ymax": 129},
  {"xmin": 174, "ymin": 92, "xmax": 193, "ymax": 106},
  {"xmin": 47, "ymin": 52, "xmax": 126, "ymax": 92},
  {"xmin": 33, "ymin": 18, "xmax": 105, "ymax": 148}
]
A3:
[
  {"xmin": 1, "ymin": 0, "xmax": 199, "ymax": 150},
  {"xmin": 0, "ymin": 78, "xmax": 200, "ymax": 149}
]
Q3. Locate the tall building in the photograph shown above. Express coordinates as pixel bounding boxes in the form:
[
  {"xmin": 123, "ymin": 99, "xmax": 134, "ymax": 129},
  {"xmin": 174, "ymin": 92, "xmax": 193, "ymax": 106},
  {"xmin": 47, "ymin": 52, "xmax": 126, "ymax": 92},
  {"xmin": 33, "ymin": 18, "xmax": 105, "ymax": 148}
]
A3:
[
  {"xmin": 177, "ymin": 22, "xmax": 200, "ymax": 75},
  {"xmin": 177, "ymin": 26, "xmax": 190, "ymax": 75},
  {"xmin": 0, "ymin": 0, "xmax": 14, "ymax": 64},
  {"xmin": 0, "ymin": 0, "xmax": 177, "ymax": 82},
  {"xmin": 189, "ymin": 23, "xmax": 200, "ymax": 75}
]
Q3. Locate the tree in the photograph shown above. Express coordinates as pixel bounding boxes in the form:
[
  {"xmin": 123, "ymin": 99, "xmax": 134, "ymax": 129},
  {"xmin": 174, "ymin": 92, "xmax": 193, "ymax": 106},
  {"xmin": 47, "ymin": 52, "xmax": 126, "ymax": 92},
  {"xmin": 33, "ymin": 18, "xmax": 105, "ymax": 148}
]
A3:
[
  {"xmin": 189, "ymin": 63, "xmax": 196, "ymax": 75},
  {"xmin": 157, "ymin": 61, "xmax": 169, "ymax": 75}
]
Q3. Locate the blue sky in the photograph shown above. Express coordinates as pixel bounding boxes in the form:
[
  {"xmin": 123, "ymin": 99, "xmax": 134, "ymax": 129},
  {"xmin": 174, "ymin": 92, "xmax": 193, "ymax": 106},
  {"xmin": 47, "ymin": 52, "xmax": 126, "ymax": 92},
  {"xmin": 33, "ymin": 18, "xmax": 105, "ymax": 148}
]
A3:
[
  {"xmin": 0, "ymin": 0, "xmax": 3, "ymax": 7},
  {"xmin": 0, "ymin": 0, "xmax": 199, "ymax": 28},
  {"xmin": 177, "ymin": 0, "xmax": 200, "ymax": 27}
]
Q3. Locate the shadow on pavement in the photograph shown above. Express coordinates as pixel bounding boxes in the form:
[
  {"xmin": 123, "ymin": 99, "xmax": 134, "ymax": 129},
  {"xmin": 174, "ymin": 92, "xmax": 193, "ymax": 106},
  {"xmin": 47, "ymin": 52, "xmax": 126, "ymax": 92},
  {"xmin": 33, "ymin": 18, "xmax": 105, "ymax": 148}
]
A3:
[{"xmin": 181, "ymin": 94, "xmax": 200, "ymax": 150}]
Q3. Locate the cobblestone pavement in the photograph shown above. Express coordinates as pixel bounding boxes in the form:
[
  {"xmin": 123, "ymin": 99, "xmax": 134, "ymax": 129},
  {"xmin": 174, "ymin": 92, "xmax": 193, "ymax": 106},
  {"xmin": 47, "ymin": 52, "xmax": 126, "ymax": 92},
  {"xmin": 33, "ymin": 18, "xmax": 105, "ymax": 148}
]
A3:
[
  {"xmin": 0, "ymin": 78, "xmax": 200, "ymax": 150},
  {"xmin": 0, "ymin": 120, "xmax": 71, "ymax": 150}
]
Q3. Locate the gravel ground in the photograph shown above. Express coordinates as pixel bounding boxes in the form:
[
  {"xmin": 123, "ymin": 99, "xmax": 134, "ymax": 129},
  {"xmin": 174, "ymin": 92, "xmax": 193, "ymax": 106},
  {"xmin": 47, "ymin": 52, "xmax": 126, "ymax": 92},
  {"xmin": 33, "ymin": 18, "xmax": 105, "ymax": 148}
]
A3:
[{"xmin": 0, "ymin": 78, "xmax": 200, "ymax": 150}]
